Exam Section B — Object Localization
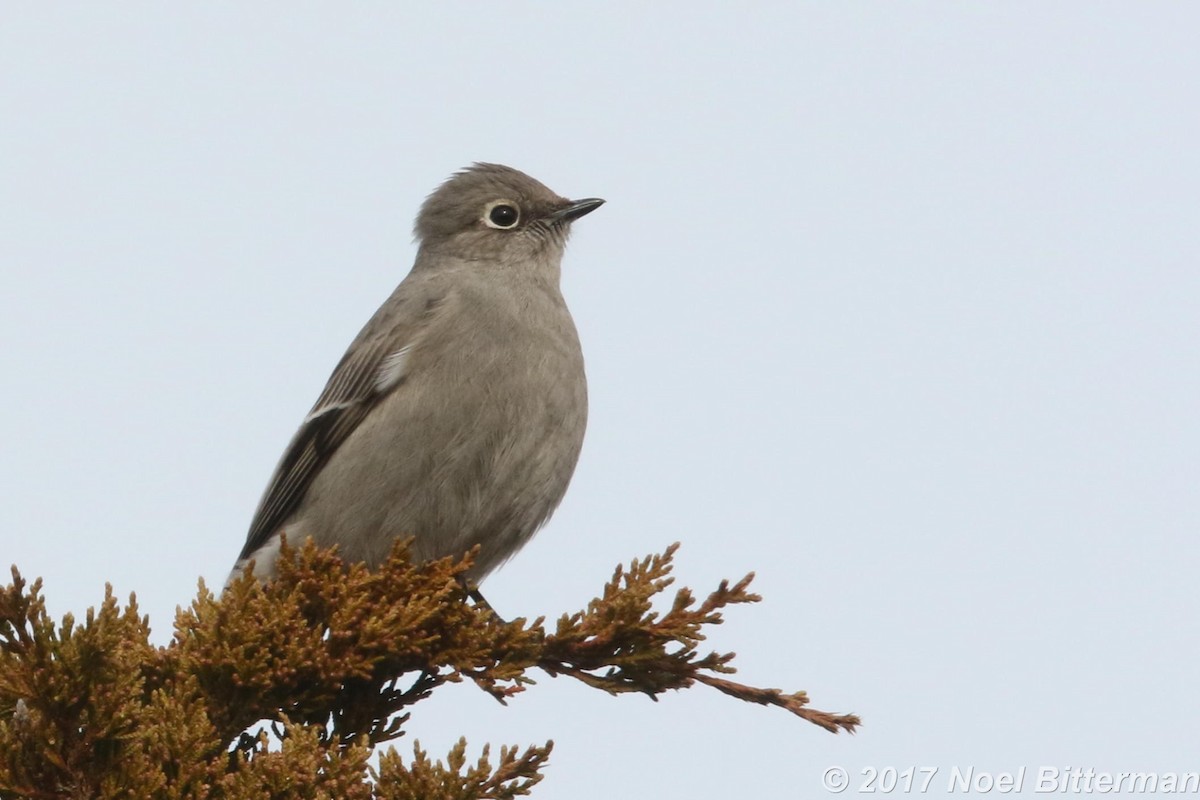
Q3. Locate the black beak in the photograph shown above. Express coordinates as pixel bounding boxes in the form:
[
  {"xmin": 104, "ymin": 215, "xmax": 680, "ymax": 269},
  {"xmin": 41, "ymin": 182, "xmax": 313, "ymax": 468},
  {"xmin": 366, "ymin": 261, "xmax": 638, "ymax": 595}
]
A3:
[{"xmin": 549, "ymin": 197, "xmax": 605, "ymax": 224}]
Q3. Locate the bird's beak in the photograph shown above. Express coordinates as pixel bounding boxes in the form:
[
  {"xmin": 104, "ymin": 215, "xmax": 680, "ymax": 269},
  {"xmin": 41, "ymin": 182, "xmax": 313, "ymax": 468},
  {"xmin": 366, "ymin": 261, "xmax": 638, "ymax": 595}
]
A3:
[{"xmin": 549, "ymin": 197, "xmax": 605, "ymax": 223}]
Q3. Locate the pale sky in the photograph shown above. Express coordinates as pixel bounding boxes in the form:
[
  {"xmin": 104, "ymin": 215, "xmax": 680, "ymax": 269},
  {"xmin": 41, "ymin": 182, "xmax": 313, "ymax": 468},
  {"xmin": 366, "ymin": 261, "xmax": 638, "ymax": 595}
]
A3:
[{"xmin": 2, "ymin": 4, "xmax": 1198, "ymax": 797}]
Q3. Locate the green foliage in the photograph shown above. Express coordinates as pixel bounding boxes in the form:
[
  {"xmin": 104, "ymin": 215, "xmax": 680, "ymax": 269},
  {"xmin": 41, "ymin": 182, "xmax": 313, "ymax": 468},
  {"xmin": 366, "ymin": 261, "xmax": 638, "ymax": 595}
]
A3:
[{"xmin": 0, "ymin": 542, "xmax": 858, "ymax": 798}]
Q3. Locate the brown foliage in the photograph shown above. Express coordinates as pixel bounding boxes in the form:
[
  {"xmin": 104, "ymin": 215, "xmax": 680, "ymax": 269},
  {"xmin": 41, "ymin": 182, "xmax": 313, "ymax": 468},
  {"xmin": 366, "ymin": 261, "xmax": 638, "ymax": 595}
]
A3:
[{"xmin": 0, "ymin": 542, "xmax": 858, "ymax": 798}]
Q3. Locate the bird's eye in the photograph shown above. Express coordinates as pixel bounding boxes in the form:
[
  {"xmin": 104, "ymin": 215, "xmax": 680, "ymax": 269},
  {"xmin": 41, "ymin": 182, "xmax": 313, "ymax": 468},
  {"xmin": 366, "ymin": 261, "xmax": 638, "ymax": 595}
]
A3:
[{"xmin": 484, "ymin": 201, "xmax": 520, "ymax": 230}]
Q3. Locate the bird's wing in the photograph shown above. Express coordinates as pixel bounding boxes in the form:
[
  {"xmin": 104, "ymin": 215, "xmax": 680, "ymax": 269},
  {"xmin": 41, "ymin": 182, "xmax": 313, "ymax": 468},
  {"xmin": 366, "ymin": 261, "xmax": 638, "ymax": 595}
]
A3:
[{"xmin": 238, "ymin": 289, "xmax": 448, "ymax": 562}]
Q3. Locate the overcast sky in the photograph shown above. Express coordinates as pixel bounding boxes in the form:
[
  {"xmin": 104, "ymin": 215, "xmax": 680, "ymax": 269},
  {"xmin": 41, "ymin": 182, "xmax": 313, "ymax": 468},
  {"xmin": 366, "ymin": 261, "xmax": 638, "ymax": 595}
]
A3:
[{"xmin": 2, "ymin": 4, "xmax": 1198, "ymax": 797}]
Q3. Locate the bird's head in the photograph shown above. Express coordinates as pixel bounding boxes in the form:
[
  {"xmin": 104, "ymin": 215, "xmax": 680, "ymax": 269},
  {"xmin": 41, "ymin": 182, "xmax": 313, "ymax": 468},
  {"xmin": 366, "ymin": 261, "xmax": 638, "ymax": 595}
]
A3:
[{"xmin": 414, "ymin": 163, "xmax": 604, "ymax": 269}]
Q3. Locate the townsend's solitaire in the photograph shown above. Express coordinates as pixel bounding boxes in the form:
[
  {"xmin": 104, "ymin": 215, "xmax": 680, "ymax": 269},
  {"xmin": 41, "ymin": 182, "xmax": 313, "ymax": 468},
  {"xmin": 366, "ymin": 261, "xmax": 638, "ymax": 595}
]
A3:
[{"xmin": 232, "ymin": 164, "xmax": 603, "ymax": 582}]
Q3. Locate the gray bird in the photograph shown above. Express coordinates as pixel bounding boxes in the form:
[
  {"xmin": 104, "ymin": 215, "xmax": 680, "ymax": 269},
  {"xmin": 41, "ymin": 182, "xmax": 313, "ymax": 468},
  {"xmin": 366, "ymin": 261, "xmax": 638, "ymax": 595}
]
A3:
[{"xmin": 232, "ymin": 163, "xmax": 603, "ymax": 583}]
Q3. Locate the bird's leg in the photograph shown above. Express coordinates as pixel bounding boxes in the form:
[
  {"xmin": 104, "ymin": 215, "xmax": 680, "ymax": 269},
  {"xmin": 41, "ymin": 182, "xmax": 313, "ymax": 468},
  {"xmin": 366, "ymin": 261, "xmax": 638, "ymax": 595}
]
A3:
[{"xmin": 460, "ymin": 578, "xmax": 506, "ymax": 623}]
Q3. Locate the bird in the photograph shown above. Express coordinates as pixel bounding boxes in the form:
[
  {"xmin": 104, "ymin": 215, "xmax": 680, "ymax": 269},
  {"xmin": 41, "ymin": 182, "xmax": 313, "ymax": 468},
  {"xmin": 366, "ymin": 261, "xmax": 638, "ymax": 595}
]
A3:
[{"xmin": 231, "ymin": 163, "xmax": 603, "ymax": 584}]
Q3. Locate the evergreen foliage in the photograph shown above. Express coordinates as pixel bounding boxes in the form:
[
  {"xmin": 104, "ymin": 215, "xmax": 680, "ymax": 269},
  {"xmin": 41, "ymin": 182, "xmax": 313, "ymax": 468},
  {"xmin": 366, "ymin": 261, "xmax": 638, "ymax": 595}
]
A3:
[{"xmin": 0, "ymin": 541, "xmax": 858, "ymax": 798}]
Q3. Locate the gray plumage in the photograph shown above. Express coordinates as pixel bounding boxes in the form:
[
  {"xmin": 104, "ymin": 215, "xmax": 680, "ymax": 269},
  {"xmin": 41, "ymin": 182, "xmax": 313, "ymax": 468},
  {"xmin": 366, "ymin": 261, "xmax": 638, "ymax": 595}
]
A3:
[{"xmin": 232, "ymin": 163, "xmax": 603, "ymax": 582}]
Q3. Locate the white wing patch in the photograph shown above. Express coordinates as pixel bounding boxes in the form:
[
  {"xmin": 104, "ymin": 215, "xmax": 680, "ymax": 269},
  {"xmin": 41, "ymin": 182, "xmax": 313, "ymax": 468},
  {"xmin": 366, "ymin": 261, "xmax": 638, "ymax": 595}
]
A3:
[
  {"xmin": 300, "ymin": 344, "xmax": 414, "ymax": 426},
  {"xmin": 302, "ymin": 400, "xmax": 353, "ymax": 425},
  {"xmin": 374, "ymin": 344, "xmax": 414, "ymax": 393}
]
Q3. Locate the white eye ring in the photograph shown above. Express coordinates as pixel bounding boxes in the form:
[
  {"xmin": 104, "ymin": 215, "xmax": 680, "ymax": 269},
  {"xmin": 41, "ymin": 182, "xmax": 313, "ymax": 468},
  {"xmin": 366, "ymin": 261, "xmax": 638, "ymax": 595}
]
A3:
[{"xmin": 483, "ymin": 199, "xmax": 521, "ymax": 230}]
